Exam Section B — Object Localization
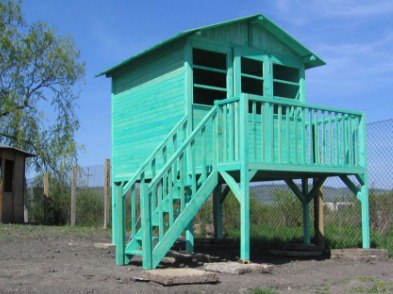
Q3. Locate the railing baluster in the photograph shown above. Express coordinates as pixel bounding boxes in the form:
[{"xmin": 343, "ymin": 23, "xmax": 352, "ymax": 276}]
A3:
[
  {"xmin": 329, "ymin": 112, "xmax": 333, "ymax": 165},
  {"xmin": 158, "ymin": 180, "xmax": 163, "ymax": 240},
  {"xmin": 223, "ymin": 104, "xmax": 228, "ymax": 162},
  {"xmin": 309, "ymin": 109, "xmax": 314, "ymax": 164},
  {"xmin": 261, "ymin": 102, "xmax": 264, "ymax": 162},
  {"xmin": 191, "ymin": 140, "xmax": 196, "ymax": 196},
  {"xmin": 343, "ymin": 114, "xmax": 348, "ymax": 166},
  {"xmin": 354, "ymin": 116, "xmax": 359, "ymax": 166},
  {"xmin": 278, "ymin": 105, "xmax": 282, "ymax": 163},
  {"xmin": 168, "ymin": 168, "xmax": 174, "ymax": 226},
  {"xmin": 286, "ymin": 106, "xmax": 290, "ymax": 163},
  {"xmin": 336, "ymin": 114, "xmax": 341, "ymax": 166},
  {"xmin": 294, "ymin": 107, "xmax": 298, "ymax": 164},
  {"xmin": 302, "ymin": 107, "xmax": 307, "ymax": 164},
  {"xmin": 234, "ymin": 101, "xmax": 239, "ymax": 161},
  {"xmin": 228, "ymin": 103, "xmax": 234, "ymax": 162},
  {"xmin": 202, "ymin": 127, "xmax": 207, "ymax": 181},
  {"xmin": 321, "ymin": 111, "xmax": 326, "ymax": 164},
  {"xmin": 131, "ymin": 186, "xmax": 136, "ymax": 237},
  {"xmin": 314, "ymin": 109, "xmax": 320, "ymax": 164},
  {"xmin": 252, "ymin": 101, "xmax": 257, "ymax": 161}
]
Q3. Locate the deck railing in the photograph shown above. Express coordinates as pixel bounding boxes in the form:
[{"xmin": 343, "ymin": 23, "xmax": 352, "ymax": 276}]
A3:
[{"xmin": 215, "ymin": 94, "xmax": 366, "ymax": 171}]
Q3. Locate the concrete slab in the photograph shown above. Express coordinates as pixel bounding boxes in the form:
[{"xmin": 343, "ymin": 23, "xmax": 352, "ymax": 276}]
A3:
[
  {"xmin": 204, "ymin": 262, "xmax": 273, "ymax": 275},
  {"xmin": 331, "ymin": 249, "xmax": 389, "ymax": 261},
  {"xmin": 142, "ymin": 268, "xmax": 219, "ymax": 286}
]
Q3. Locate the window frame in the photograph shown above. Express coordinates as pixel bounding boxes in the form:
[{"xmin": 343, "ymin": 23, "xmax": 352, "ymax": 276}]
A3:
[{"xmin": 189, "ymin": 40, "xmax": 233, "ymax": 107}]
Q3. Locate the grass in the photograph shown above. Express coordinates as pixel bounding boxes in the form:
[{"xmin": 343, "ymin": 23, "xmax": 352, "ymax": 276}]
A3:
[
  {"xmin": 0, "ymin": 223, "xmax": 111, "ymax": 241},
  {"xmin": 250, "ymin": 288, "xmax": 277, "ymax": 294},
  {"xmin": 350, "ymin": 277, "xmax": 393, "ymax": 293}
]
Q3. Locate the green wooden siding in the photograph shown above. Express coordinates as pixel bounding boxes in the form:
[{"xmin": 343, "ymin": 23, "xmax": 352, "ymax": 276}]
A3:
[{"xmin": 112, "ymin": 41, "xmax": 186, "ymax": 181}]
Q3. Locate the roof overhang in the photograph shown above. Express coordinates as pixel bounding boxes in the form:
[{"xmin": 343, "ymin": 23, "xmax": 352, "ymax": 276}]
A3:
[
  {"xmin": 0, "ymin": 144, "xmax": 36, "ymax": 157},
  {"xmin": 96, "ymin": 14, "xmax": 325, "ymax": 77}
]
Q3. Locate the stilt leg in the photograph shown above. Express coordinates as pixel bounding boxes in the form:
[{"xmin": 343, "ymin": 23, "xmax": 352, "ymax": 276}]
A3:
[
  {"xmin": 239, "ymin": 93, "xmax": 250, "ymax": 262},
  {"xmin": 185, "ymin": 187, "xmax": 194, "ymax": 254},
  {"xmin": 140, "ymin": 180, "xmax": 152, "ymax": 269},
  {"xmin": 114, "ymin": 183, "xmax": 126, "ymax": 265},
  {"xmin": 302, "ymin": 178, "xmax": 311, "ymax": 245},
  {"xmin": 213, "ymin": 185, "xmax": 223, "ymax": 240},
  {"xmin": 360, "ymin": 176, "xmax": 370, "ymax": 248},
  {"xmin": 186, "ymin": 219, "xmax": 194, "ymax": 254}
]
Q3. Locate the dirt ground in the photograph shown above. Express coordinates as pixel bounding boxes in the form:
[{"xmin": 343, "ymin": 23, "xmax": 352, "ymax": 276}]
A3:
[{"xmin": 0, "ymin": 225, "xmax": 392, "ymax": 294}]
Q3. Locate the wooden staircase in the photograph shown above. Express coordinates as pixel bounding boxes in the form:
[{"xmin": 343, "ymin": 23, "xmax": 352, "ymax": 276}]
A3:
[{"xmin": 113, "ymin": 106, "xmax": 219, "ymax": 269}]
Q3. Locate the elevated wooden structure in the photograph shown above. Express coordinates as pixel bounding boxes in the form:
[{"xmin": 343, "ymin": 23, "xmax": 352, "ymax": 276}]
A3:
[{"xmin": 98, "ymin": 14, "xmax": 370, "ymax": 269}]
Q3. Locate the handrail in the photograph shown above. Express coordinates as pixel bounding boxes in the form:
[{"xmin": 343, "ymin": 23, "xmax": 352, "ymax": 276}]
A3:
[
  {"xmin": 247, "ymin": 94, "xmax": 363, "ymax": 116},
  {"xmin": 122, "ymin": 115, "xmax": 188, "ymax": 196},
  {"xmin": 148, "ymin": 105, "xmax": 218, "ymax": 190}
]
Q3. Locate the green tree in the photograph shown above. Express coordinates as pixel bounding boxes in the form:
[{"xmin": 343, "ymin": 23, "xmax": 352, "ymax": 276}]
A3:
[{"xmin": 0, "ymin": 0, "xmax": 84, "ymax": 179}]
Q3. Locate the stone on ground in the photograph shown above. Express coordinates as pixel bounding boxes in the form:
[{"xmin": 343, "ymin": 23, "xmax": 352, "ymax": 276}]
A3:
[
  {"xmin": 204, "ymin": 262, "xmax": 273, "ymax": 275},
  {"xmin": 93, "ymin": 243, "xmax": 114, "ymax": 249},
  {"xmin": 331, "ymin": 249, "xmax": 389, "ymax": 261},
  {"xmin": 142, "ymin": 268, "xmax": 219, "ymax": 286}
]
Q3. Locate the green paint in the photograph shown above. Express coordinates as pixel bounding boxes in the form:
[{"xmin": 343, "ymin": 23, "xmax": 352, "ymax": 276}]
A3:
[{"xmin": 101, "ymin": 15, "xmax": 369, "ymax": 269}]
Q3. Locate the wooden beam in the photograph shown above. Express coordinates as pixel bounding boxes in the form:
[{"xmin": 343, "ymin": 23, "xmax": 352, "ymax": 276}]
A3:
[
  {"xmin": 306, "ymin": 176, "xmax": 327, "ymax": 203},
  {"xmin": 284, "ymin": 178, "xmax": 304, "ymax": 202},
  {"xmin": 339, "ymin": 175, "xmax": 361, "ymax": 200},
  {"xmin": 313, "ymin": 178, "xmax": 325, "ymax": 249},
  {"xmin": 220, "ymin": 171, "xmax": 241, "ymax": 203}
]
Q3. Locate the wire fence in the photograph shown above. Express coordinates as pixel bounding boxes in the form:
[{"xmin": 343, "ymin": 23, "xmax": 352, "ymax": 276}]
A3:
[{"xmin": 25, "ymin": 119, "xmax": 393, "ymax": 254}]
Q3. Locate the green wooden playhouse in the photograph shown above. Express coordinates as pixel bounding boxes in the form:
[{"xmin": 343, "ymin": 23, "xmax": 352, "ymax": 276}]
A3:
[{"xmin": 97, "ymin": 14, "xmax": 370, "ymax": 269}]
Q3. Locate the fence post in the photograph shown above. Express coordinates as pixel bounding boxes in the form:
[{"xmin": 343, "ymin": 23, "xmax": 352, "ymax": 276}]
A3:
[
  {"xmin": 103, "ymin": 159, "xmax": 111, "ymax": 229},
  {"xmin": 43, "ymin": 173, "xmax": 49, "ymax": 224},
  {"xmin": 71, "ymin": 166, "xmax": 77, "ymax": 227}
]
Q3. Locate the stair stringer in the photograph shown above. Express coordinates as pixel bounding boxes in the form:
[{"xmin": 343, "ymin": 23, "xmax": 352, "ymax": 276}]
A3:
[{"xmin": 152, "ymin": 170, "xmax": 218, "ymax": 268}]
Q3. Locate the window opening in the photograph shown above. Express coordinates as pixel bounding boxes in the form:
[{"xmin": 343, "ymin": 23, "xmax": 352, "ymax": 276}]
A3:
[
  {"xmin": 4, "ymin": 159, "xmax": 13, "ymax": 193},
  {"xmin": 241, "ymin": 57, "xmax": 264, "ymax": 96},
  {"xmin": 272, "ymin": 64, "xmax": 300, "ymax": 99},
  {"xmin": 192, "ymin": 48, "xmax": 227, "ymax": 105}
]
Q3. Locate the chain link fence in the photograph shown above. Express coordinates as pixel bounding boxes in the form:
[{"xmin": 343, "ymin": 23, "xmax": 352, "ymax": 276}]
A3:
[{"xmin": 25, "ymin": 119, "xmax": 393, "ymax": 254}]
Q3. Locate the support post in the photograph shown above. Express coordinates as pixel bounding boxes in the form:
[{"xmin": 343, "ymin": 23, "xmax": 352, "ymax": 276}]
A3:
[
  {"xmin": 213, "ymin": 185, "xmax": 223, "ymax": 239},
  {"xmin": 43, "ymin": 173, "xmax": 49, "ymax": 225},
  {"xmin": 360, "ymin": 175, "xmax": 370, "ymax": 248},
  {"xmin": 239, "ymin": 94, "xmax": 250, "ymax": 262},
  {"xmin": 70, "ymin": 167, "xmax": 77, "ymax": 227},
  {"xmin": 113, "ymin": 183, "xmax": 126, "ymax": 265},
  {"xmin": 185, "ymin": 186, "xmax": 194, "ymax": 254},
  {"xmin": 358, "ymin": 113, "xmax": 370, "ymax": 248},
  {"xmin": 140, "ymin": 178, "xmax": 152, "ymax": 269},
  {"xmin": 302, "ymin": 177, "xmax": 310, "ymax": 245},
  {"xmin": 103, "ymin": 158, "xmax": 111, "ymax": 229},
  {"xmin": 313, "ymin": 178, "xmax": 325, "ymax": 248}
]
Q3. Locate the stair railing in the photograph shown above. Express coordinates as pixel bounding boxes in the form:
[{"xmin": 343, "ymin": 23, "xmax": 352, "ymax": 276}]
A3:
[{"xmin": 122, "ymin": 115, "xmax": 188, "ymax": 198}]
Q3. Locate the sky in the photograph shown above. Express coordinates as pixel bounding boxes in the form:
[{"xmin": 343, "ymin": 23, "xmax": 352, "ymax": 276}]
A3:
[{"xmin": 22, "ymin": 0, "xmax": 393, "ymax": 167}]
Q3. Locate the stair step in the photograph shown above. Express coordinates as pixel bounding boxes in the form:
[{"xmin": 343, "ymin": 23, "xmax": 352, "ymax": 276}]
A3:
[
  {"xmin": 127, "ymin": 249, "xmax": 142, "ymax": 256},
  {"xmin": 133, "ymin": 234, "xmax": 159, "ymax": 243}
]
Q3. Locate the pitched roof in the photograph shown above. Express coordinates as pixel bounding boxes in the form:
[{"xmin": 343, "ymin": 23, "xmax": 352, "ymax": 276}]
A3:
[
  {"xmin": 97, "ymin": 14, "xmax": 325, "ymax": 77},
  {"xmin": 0, "ymin": 143, "xmax": 36, "ymax": 157}
]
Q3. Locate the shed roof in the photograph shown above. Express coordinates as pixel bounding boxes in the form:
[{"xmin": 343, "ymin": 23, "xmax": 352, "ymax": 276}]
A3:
[
  {"xmin": 0, "ymin": 143, "xmax": 36, "ymax": 157},
  {"xmin": 97, "ymin": 14, "xmax": 325, "ymax": 77}
]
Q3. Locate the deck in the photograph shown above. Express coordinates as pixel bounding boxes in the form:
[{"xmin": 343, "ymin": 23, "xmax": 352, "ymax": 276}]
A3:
[{"xmin": 213, "ymin": 94, "xmax": 366, "ymax": 178}]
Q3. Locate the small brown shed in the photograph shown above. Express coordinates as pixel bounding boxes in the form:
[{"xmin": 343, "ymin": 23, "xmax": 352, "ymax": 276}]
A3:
[{"xmin": 0, "ymin": 143, "xmax": 35, "ymax": 223}]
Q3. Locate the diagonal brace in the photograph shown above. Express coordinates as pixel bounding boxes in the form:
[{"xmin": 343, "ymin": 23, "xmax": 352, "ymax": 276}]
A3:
[
  {"xmin": 285, "ymin": 179, "xmax": 304, "ymax": 203},
  {"xmin": 220, "ymin": 171, "xmax": 242, "ymax": 203},
  {"xmin": 339, "ymin": 175, "xmax": 361, "ymax": 201},
  {"xmin": 306, "ymin": 177, "xmax": 327, "ymax": 203}
]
